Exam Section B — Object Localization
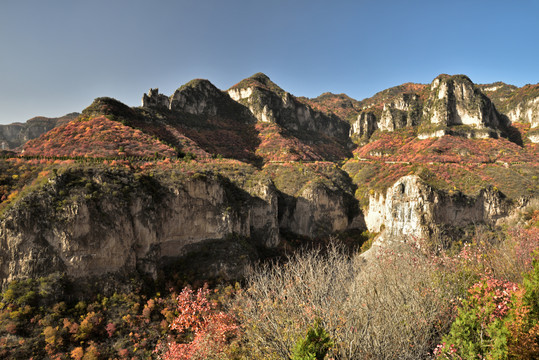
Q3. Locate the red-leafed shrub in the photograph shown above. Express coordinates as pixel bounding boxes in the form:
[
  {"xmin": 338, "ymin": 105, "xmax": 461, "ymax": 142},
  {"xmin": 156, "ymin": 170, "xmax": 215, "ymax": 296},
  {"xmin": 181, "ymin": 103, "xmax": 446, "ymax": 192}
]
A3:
[{"xmin": 155, "ymin": 286, "xmax": 239, "ymax": 360}]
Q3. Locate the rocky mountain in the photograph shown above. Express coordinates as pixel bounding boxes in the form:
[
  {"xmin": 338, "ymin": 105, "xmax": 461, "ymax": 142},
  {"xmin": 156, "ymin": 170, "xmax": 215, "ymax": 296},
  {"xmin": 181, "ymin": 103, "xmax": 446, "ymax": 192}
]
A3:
[
  {"xmin": 0, "ymin": 72, "xmax": 538, "ymax": 288},
  {"xmin": 0, "ymin": 113, "xmax": 79, "ymax": 150},
  {"xmin": 0, "ymin": 161, "xmax": 359, "ymax": 285},
  {"xmin": 419, "ymin": 75, "xmax": 505, "ymax": 138},
  {"xmin": 345, "ymin": 75, "xmax": 511, "ymax": 141},
  {"xmin": 497, "ymin": 84, "xmax": 539, "ymax": 142},
  {"xmin": 227, "ymin": 73, "xmax": 351, "ymax": 147}
]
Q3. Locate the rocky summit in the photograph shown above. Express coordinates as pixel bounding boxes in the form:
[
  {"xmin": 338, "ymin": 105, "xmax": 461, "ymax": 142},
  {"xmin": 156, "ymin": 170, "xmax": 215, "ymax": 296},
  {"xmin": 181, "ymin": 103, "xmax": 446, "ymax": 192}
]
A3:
[{"xmin": 0, "ymin": 73, "xmax": 538, "ymax": 288}]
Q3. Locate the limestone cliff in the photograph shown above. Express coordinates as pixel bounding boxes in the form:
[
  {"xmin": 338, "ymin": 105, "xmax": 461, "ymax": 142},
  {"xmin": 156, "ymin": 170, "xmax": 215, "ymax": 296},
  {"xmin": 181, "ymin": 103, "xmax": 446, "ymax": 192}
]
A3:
[
  {"xmin": 279, "ymin": 182, "xmax": 353, "ymax": 238},
  {"xmin": 504, "ymin": 89, "xmax": 539, "ymax": 143},
  {"xmin": 364, "ymin": 175, "xmax": 510, "ymax": 246},
  {"xmin": 420, "ymin": 75, "xmax": 504, "ymax": 138},
  {"xmin": 348, "ymin": 75, "xmax": 508, "ymax": 141},
  {"xmin": 0, "ymin": 163, "xmax": 533, "ymax": 286},
  {"xmin": 350, "ymin": 111, "xmax": 377, "ymax": 139},
  {"xmin": 228, "ymin": 73, "xmax": 350, "ymax": 142},
  {"xmin": 379, "ymin": 93, "xmax": 421, "ymax": 131},
  {"xmin": 0, "ymin": 166, "xmax": 362, "ymax": 285}
]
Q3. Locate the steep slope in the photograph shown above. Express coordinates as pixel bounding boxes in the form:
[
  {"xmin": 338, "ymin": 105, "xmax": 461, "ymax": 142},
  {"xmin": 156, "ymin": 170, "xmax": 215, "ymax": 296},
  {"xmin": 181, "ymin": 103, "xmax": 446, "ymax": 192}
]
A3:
[
  {"xmin": 348, "ymin": 82, "xmax": 429, "ymax": 141},
  {"xmin": 498, "ymin": 84, "xmax": 539, "ymax": 142},
  {"xmin": 419, "ymin": 74, "xmax": 506, "ymax": 138},
  {"xmin": 141, "ymin": 74, "xmax": 354, "ymax": 162},
  {"xmin": 228, "ymin": 73, "xmax": 350, "ymax": 140},
  {"xmin": 475, "ymin": 82, "xmax": 539, "ymax": 142},
  {"xmin": 0, "ymin": 160, "xmax": 363, "ymax": 285},
  {"xmin": 228, "ymin": 73, "xmax": 353, "ymax": 161},
  {"xmin": 297, "ymin": 92, "xmax": 363, "ymax": 122},
  {"xmin": 477, "ymin": 82, "xmax": 519, "ymax": 109},
  {"xmin": 358, "ymin": 82, "xmax": 429, "ymax": 112},
  {"xmin": 348, "ymin": 75, "xmax": 509, "ymax": 141},
  {"xmin": 138, "ymin": 80, "xmax": 261, "ymax": 162}
]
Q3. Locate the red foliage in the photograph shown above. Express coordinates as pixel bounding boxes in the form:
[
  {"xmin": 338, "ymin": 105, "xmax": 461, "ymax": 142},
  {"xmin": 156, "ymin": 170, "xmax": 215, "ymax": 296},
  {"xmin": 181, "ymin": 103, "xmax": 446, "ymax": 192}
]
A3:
[
  {"xmin": 256, "ymin": 122, "xmax": 350, "ymax": 162},
  {"xmin": 354, "ymin": 131, "xmax": 536, "ymax": 164},
  {"xmin": 156, "ymin": 286, "xmax": 239, "ymax": 360},
  {"xmin": 22, "ymin": 116, "xmax": 177, "ymax": 158}
]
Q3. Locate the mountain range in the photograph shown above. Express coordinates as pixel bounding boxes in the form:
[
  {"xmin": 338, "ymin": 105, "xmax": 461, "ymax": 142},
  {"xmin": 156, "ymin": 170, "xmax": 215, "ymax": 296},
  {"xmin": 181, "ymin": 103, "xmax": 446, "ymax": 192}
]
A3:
[{"xmin": 0, "ymin": 72, "xmax": 538, "ymax": 287}]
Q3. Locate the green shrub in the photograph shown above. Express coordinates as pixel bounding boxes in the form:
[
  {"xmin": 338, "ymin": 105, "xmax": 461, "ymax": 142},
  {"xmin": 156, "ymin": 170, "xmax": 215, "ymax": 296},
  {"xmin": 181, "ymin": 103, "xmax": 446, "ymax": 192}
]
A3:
[{"xmin": 291, "ymin": 319, "xmax": 333, "ymax": 360}]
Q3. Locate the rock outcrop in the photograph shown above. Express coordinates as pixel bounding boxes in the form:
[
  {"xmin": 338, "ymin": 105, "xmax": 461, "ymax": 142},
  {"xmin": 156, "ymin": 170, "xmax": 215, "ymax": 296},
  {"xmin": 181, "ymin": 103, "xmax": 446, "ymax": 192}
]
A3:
[
  {"xmin": 228, "ymin": 73, "xmax": 350, "ymax": 142},
  {"xmin": 504, "ymin": 89, "xmax": 539, "ymax": 143},
  {"xmin": 141, "ymin": 88, "xmax": 170, "ymax": 108},
  {"xmin": 364, "ymin": 175, "xmax": 509, "ymax": 245},
  {"xmin": 379, "ymin": 93, "xmax": 421, "ymax": 131},
  {"xmin": 350, "ymin": 111, "xmax": 377, "ymax": 138},
  {"xmin": 141, "ymin": 80, "xmax": 253, "ymax": 122},
  {"xmin": 169, "ymin": 79, "xmax": 228, "ymax": 116},
  {"xmin": 509, "ymin": 96, "xmax": 539, "ymax": 128},
  {"xmin": 420, "ymin": 75, "xmax": 503, "ymax": 138}
]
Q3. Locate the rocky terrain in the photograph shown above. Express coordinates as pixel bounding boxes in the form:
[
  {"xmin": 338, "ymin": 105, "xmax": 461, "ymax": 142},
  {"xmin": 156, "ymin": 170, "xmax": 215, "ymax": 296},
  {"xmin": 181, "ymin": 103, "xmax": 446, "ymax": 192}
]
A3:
[
  {"xmin": 0, "ymin": 113, "xmax": 79, "ymax": 150},
  {"xmin": 0, "ymin": 73, "xmax": 538, "ymax": 288}
]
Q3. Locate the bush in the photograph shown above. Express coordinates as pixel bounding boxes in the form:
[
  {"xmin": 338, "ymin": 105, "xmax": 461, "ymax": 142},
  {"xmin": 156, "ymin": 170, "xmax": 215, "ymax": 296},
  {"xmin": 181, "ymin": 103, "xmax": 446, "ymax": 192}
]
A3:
[
  {"xmin": 291, "ymin": 319, "xmax": 333, "ymax": 360},
  {"xmin": 435, "ymin": 258, "xmax": 539, "ymax": 359},
  {"xmin": 156, "ymin": 286, "xmax": 239, "ymax": 360},
  {"xmin": 233, "ymin": 243, "xmax": 456, "ymax": 359}
]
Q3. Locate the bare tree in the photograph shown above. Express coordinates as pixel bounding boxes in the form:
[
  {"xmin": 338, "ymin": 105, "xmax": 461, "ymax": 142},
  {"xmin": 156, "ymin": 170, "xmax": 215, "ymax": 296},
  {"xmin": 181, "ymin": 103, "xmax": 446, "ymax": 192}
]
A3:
[{"xmin": 232, "ymin": 241, "xmax": 458, "ymax": 359}]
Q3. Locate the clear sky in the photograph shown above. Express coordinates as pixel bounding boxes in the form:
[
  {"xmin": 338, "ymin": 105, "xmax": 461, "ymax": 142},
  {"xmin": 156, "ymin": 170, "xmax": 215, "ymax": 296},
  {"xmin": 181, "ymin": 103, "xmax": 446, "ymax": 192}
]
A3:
[{"xmin": 1, "ymin": 0, "xmax": 538, "ymax": 124}]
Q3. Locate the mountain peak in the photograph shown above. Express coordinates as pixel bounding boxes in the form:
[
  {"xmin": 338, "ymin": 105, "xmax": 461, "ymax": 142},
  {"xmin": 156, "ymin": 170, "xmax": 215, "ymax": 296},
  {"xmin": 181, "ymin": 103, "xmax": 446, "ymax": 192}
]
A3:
[
  {"xmin": 433, "ymin": 74, "xmax": 474, "ymax": 86},
  {"xmin": 177, "ymin": 78, "xmax": 218, "ymax": 92},
  {"xmin": 230, "ymin": 72, "xmax": 285, "ymax": 96},
  {"xmin": 248, "ymin": 72, "xmax": 272, "ymax": 83},
  {"xmin": 169, "ymin": 79, "xmax": 229, "ymax": 115}
]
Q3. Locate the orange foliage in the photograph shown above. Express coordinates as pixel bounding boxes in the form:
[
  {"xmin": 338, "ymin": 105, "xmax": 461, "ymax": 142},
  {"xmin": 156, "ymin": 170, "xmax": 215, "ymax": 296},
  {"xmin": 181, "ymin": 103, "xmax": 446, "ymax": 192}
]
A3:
[
  {"xmin": 23, "ymin": 116, "xmax": 177, "ymax": 158},
  {"xmin": 156, "ymin": 286, "xmax": 239, "ymax": 360}
]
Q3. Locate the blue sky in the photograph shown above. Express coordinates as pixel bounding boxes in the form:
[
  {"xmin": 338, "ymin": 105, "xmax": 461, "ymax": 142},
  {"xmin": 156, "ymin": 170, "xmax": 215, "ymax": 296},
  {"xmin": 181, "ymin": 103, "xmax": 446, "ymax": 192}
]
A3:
[{"xmin": 1, "ymin": 0, "xmax": 538, "ymax": 124}]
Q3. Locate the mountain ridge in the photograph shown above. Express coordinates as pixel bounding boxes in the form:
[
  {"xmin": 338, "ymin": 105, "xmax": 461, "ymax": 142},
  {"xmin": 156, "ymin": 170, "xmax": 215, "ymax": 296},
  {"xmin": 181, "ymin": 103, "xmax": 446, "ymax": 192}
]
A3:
[{"xmin": 0, "ymin": 72, "xmax": 537, "ymax": 301}]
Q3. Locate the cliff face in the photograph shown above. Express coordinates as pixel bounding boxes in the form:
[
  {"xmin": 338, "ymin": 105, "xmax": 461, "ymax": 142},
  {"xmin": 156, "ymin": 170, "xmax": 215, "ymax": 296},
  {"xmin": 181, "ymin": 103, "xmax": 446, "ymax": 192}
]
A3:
[
  {"xmin": 505, "ymin": 92, "xmax": 539, "ymax": 143},
  {"xmin": 0, "ymin": 161, "xmax": 532, "ymax": 286},
  {"xmin": 350, "ymin": 112, "xmax": 377, "ymax": 139},
  {"xmin": 228, "ymin": 73, "xmax": 350, "ymax": 142},
  {"xmin": 347, "ymin": 75, "xmax": 510, "ymax": 141},
  {"xmin": 364, "ymin": 175, "xmax": 510, "ymax": 246},
  {"xmin": 379, "ymin": 93, "xmax": 421, "ymax": 131},
  {"xmin": 279, "ymin": 182, "xmax": 352, "ymax": 238},
  {"xmin": 0, "ymin": 167, "xmax": 361, "ymax": 285},
  {"xmin": 420, "ymin": 75, "xmax": 503, "ymax": 138},
  {"xmin": 2, "ymin": 72, "xmax": 537, "ymax": 287},
  {"xmin": 506, "ymin": 97, "xmax": 539, "ymax": 127}
]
